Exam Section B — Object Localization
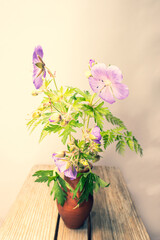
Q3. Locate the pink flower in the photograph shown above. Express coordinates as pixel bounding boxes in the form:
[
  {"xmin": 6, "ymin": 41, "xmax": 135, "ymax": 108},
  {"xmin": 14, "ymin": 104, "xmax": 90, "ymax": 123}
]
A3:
[
  {"xmin": 88, "ymin": 63, "xmax": 129, "ymax": 104},
  {"xmin": 91, "ymin": 126, "xmax": 101, "ymax": 144},
  {"xmin": 52, "ymin": 153, "xmax": 77, "ymax": 180}
]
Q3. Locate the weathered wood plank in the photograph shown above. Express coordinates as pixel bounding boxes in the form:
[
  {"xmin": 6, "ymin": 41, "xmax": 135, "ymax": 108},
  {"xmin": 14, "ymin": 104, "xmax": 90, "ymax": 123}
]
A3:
[
  {"xmin": 0, "ymin": 165, "xmax": 58, "ymax": 240},
  {"xmin": 91, "ymin": 166, "xmax": 151, "ymax": 240},
  {"xmin": 57, "ymin": 217, "xmax": 88, "ymax": 240}
]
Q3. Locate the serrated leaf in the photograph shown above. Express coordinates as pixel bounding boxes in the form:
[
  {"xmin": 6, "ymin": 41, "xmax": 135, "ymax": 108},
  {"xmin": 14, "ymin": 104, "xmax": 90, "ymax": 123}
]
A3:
[
  {"xmin": 116, "ymin": 140, "xmax": 126, "ymax": 154},
  {"xmin": 127, "ymin": 139, "xmax": 134, "ymax": 151},
  {"xmin": 44, "ymin": 124, "xmax": 62, "ymax": 133},
  {"xmin": 93, "ymin": 110, "xmax": 104, "ymax": 130},
  {"xmin": 51, "ymin": 181, "xmax": 67, "ymax": 206},
  {"xmin": 69, "ymin": 120, "xmax": 83, "ymax": 128},
  {"xmin": 57, "ymin": 176, "xmax": 67, "ymax": 192},
  {"xmin": 105, "ymin": 111, "xmax": 126, "ymax": 129}
]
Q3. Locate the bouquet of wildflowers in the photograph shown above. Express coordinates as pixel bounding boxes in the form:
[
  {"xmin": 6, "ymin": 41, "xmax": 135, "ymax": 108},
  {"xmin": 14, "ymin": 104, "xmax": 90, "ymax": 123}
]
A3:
[{"xmin": 28, "ymin": 46, "xmax": 143, "ymax": 206}]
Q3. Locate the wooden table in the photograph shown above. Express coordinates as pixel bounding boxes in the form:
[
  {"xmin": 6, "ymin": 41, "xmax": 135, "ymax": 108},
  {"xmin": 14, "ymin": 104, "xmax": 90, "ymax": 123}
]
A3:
[{"xmin": 0, "ymin": 165, "xmax": 150, "ymax": 240}]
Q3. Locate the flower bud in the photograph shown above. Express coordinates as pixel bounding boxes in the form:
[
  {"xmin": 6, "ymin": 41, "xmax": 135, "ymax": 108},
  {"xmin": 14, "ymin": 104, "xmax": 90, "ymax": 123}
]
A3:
[
  {"xmin": 32, "ymin": 90, "xmax": 39, "ymax": 96},
  {"xmin": 32, "ymin": 110, "xmax": 41, "ymax": 118},
  {"xmin": 89, "ymin": 59, "xmax": 95, "ymax": 68},
  {"xmin": 49, "ymin": 113, "xmax": 62, "ymax": 123},
  {"xmin": 54, "ymin": 151, "xmax": 66, "ymax": 158}
]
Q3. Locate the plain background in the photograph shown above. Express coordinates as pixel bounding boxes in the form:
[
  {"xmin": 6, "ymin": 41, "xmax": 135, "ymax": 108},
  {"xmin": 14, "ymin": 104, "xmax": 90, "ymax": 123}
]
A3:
[{"xmin": 0, "ymin": 0, "xmax": 160, "ymax": 239}]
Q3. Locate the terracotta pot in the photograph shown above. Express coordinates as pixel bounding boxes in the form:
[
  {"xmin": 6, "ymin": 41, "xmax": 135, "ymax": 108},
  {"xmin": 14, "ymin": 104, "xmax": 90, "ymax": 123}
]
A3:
[{"xmin": 57, "ymin": 172, "xmax": 93, "ymax": 229}]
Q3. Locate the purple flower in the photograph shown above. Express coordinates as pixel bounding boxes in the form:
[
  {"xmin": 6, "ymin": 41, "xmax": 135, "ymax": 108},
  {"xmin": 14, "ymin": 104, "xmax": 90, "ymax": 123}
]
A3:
[
  {"xmin": 52, "ymin": 153, "xmax": 77, "ymax": 180},
  {"xmin": 91, "ymin": 126, "xmax": 102, "ymax": 144},
  {"xmin": 89, "ymin": 63, "xmax": 129, "ymax": 104},
  {"xmin": 89, "ymin": 59, "xmax": 95, "ymax": 68},
  {"xmin": 33, "ymin": 46, "xmax": 46, "ymax": 89}
]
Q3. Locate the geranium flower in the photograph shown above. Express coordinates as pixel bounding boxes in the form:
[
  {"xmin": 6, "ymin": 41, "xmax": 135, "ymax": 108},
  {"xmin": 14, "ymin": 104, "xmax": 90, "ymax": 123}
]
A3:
[
  {"xmin": 33, "ymin": 45, "xmax": 46, "ymax": 89},
  {"xmin": 52, "ymin": 153, "xmax": 77, "ymax": 180},
  {"xmin": 90, "ymin": 126, "xmax": 101, "ymax": 144},
  {"xmin": 88, "ymin": 63, "xmax": 129, "ymax": 104}
]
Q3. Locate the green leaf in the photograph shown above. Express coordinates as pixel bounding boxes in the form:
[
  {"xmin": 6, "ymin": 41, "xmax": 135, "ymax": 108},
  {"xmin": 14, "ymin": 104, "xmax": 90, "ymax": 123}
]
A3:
[
  {"xmin": 94, "ymin": 102, "xmax": 109, "ymax": 115},
  {"xmin": 72, "ymin": 172, "xmax": 110, "ymax": 206},
  {"xmin": 82, "ymin": 104, "xmax": 94, "ymax": 117},
  {"xmin": 116, "ymin": 140, "xmax": 126, "ymax": 154},
  {"xmin": 60, "ymin": 125, "xmax": 76, "ymax": 144},
  {"xmin": 69, "ymin": 120, "xmax": 83, "ymax": 128},
  {"xmin": 39, "ymin": 129, "xmax": 49, "ymax": 142},
  {"xmin": 127, "ymin": 139, "xmax": 134, "ymax": 151},
  {"xmin": 105, "ymin": 111, "xmax": 126, "ymax": 129},
  {"xmin": 57, "ymin": 176, "xmax": 67, "ymax": 192},
  {"xmin": 93, "ymin": 109, "xmax": 104, "ymax": 130},
  {"xmin": 44, "ymin": 124, "xmax": 62, "ymax": 133},
  {"xmin": 33, "ymin": 170, "xmax": 53, "ymax": 177},
  {"xmin": 51, "ymin": 181, "xmax": 67, "ymax": 206},
  {"xmin": 27, "ymin": 118, "xmax": 37, "ymax": 130},
  {"xmin": 73, "ymin": 88, "xmax": 92, "ymax": 101}
]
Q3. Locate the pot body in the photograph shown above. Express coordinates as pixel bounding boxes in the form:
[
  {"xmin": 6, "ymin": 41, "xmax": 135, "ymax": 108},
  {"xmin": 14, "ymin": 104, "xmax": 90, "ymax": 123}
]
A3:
[{"xmin": 57, "ymin": 174, "xmax": 93, "ymax": 229}]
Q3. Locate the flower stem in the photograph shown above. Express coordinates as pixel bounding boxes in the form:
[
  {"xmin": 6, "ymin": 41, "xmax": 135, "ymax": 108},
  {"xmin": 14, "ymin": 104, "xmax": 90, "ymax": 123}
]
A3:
[
  {"xmin": 86, "ymin": 116, "xmax": 90, "ymax": 128},
  {"xmin": 90, "ymin": 93, "xmax": 96, "ymax": 105},
  {"xmin": 93, "ymin": 97, "xmax": 101, "ymax": 106},
  {"xmin": 45, "ymin": 66, "xmax": 58, "ymax": 91}
]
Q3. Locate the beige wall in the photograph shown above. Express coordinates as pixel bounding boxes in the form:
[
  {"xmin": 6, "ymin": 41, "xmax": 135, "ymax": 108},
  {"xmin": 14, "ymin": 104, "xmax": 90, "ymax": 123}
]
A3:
[{"xmin": 0, "ymin": 0, "xmax": 160, "ymax": 239}]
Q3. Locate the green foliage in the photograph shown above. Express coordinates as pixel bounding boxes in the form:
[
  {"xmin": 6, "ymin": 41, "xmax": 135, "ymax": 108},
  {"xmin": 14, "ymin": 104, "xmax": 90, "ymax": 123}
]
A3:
[
  {"xmin": 101, "ymin": 128, "xmax": 143, "ymax": 156},
  {"xmin": 82, "ymin": 102, "xmax": 109, "ymax": 130},
  {"xmin": 33, "ymin": 170, "xmax": 73, "ymax": 206},
  {"xmin": 44, "ymin": 124, "xmax": 62, "ymax": 133},
  {"xmin": 105, "ymin": 111, "xmax": 127, "ymax": 129},
  {"xmin": 72, "ymin": 172, "xmax": 110, "ymax": 205},
  {"xmin": 116, "ymin": 140, "xmax": 126, "ymax": 154},
  {"xmin": 50, "ymin": 181, "xmax": 67, "ymax": 205}
]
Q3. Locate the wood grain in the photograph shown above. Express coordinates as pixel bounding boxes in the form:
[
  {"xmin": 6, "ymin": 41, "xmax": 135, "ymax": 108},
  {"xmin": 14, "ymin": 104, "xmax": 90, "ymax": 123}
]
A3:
[
  {"xmin": 91, "ymin": 166, "xmax": 151, "ymax": 240},
  {"xmin": 0, "ymin": 165, "xmax": 151, "ymax": 240},
  {"xmin": 57, "ymin": 216, "xmax": 88, "ymax": 240},
  {"xmin": 0, "ymin": 165, "xmax": 58, "ymax": 240}
]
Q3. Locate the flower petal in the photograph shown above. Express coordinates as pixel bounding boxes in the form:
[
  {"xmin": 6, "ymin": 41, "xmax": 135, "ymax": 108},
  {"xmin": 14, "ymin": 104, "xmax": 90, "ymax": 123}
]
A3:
[
  {"xmin": 99, "ymin": 86, "xmax": 115, "ymax": 104},
  {"xmin": 89, "ymin": 77, "xmax": 105, "ymax": 93},
  {"xmin": 106, "ymin": 65, "xmax": 123, "ymax": 83},
  {"xmin": 91, "ymin": 126, "xmax": 101, "ymax": 141},
  {"xmin": 33, "ymin": 66, "xmax": 39, "ymax": 77},
  {"xmin": 112, "ymin": 83, "xmax": 129, "ymax": 100},
  {"xmin": 43, "ymin": 69, "xmax": 46, "ymax": 78},
  {"xmin": 64, "ymin": 166, "xmax": 77, "ymax": 180},
  {"xmin": 91, "ymin": 63, "xmax": 108, "ymax": 80},
  {"xmin": 54, "ymin": 159, "xmax": 67, "ymax": 173},
  {"xmin": 94, "ymin": 140, "xmax": 101, "ymax": 144},
  {"xmin": 33, "ymin": 45, "xmax": 44, "ymax": 63},
  {"xmin": 33, "ymin": 76, "xmax": 43, "ymax": 89}
]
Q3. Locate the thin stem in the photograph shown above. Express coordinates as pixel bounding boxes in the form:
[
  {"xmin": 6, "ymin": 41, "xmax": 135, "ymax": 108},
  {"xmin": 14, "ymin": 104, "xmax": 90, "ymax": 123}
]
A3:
[
  {"xmin": 93, "ymin": 97, "xmax": 101, "ymax": 106},
  {"xmin": 86, "ymin": 116, "xmax": 90, "ymax": 129},
  {"xmin": 90, "ymin": 93, "xmax": 96, "ymax": 105},
  {"xmin": 45, "ymin": 66, "xmax": 58, "ymax": 91},
  {"xmin": 48, "ymin": 95, "xmax": 53, "ymax": 112}
]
